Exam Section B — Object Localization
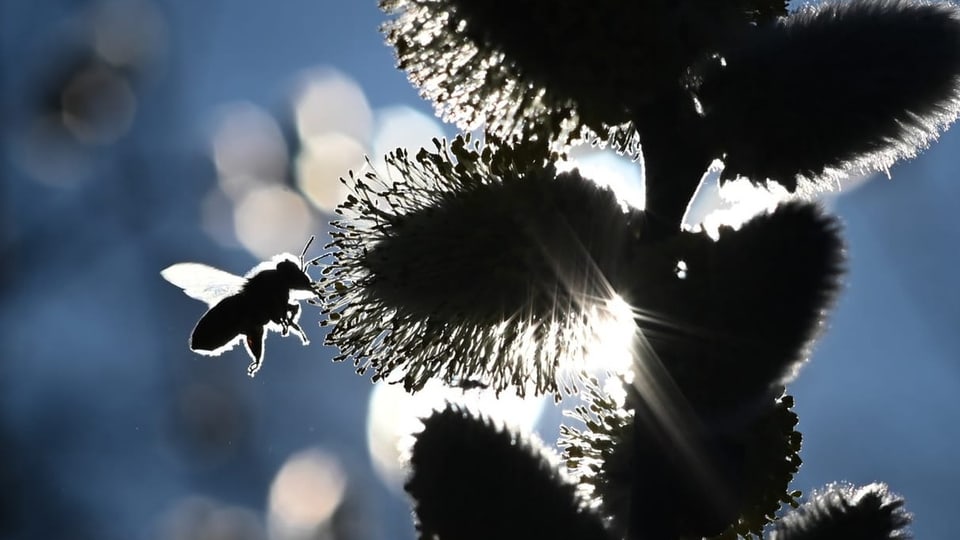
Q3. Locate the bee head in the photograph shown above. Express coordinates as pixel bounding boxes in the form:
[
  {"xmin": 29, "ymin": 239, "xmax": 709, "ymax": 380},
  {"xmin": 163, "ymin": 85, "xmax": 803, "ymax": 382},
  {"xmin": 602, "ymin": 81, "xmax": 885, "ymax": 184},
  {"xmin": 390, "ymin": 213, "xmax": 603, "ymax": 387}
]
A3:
[{"xmin": 276, "ymin": 259, "xmax": 314, "ymax": 290}]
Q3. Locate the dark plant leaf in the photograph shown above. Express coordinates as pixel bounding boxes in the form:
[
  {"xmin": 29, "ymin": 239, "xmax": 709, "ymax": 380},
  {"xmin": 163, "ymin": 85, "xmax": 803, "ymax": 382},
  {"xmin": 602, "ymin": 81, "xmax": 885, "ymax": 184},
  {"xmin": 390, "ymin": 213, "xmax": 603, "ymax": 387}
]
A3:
[
  {"xmin": 623, "ymin": 202, "xmax": 845, "ymax": 410},
  {"xmin": 770, "ymin": 482, "xmax": 912, "ymax": 539},
  {"xmin": 406, "ymin": 406, "xmax": 611, "ymax": 540},
  {"xmin": 562, "ymin": 380, "xmax": 802, "ymax": 539},
  {"xmin": 700, "ymin": 0, "xmax": 960, "ymax": 191},
  {"xmin": 630, "ymin": 391, "xmax": 802, "ymax": 538},
  {"xmin": 381, "ymin": 0, "xmax": 788, "ymax": 151}
]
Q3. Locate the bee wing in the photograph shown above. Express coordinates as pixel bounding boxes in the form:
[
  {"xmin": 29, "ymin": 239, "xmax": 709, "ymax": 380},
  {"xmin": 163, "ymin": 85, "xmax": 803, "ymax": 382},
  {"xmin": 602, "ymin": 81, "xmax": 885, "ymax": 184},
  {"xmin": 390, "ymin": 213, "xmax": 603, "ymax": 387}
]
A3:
[{"xmin": 161, "ymin": 263, "xmax": 247, "ymax": 307}]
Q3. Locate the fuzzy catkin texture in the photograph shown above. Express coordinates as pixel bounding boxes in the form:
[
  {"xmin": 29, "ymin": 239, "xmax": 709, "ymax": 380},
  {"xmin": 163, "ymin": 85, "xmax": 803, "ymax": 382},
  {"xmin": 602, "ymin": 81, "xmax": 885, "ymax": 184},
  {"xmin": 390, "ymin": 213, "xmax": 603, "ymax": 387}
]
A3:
[
  {"xmin": 627, "ymin": 393, "xmax": 803, "ymax": 538},
  {"xmin": 559, "ymin": 377, "xmax": 636, "ymax": 533},
  {"xmin": 623, "ymin": 202, "xmax": 845, "ymax": 411},
  {"xmin": 700, "ymin": 0, "xmax": 960, "ymax": 191},
  {"xmin": 406, "ymin": 406, "xmax": 611, "ymax": 540},
  {"xmin": 561, "ymin": 379, "xmax": 803, "ymax": 539},
  {"xmin": 770, "ymin": 483, "xmax": 912, "ymax": 539},
  {"xmin": 559, "ymin": 380, "xmax": 801, "ymax": 540},
  {"xmin": 322, "ymin": 136, "xmax": 633, "ymax": 396},
  {"xmin": 380, "ymin": 0, "xmax": 787, "ymax": 151},
  {"xmin": 362, "ymin": 168, "xmax": 628, "ymax": 323},
  {"xmin": 561, "ymin": 380, "xmax": 802, "ymax": 539}
]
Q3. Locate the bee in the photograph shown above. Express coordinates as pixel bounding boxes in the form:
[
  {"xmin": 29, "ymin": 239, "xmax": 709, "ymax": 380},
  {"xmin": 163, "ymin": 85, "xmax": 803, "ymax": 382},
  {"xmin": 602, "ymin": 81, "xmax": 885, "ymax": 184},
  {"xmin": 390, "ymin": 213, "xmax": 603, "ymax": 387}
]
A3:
[{"xmin": 161, "ymin": 237, "xmax": 321, "ymax": 376}]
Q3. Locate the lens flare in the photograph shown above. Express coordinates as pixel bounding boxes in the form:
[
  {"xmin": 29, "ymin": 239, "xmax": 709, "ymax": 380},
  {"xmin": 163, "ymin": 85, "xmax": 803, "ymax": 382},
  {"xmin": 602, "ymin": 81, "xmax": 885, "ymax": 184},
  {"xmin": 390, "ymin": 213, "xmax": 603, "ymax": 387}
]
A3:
[{"xmin": 268, "ymin": 449, "xmax": 347, "ymax": 538}]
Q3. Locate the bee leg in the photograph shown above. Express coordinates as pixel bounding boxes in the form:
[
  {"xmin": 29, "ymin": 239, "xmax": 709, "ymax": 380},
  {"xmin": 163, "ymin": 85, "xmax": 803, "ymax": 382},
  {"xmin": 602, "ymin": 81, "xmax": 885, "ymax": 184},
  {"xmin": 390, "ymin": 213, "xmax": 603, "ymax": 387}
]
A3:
[
  {"xmin": 244, "ymin": 327, "xmax": 265, "ymax": 376},
  {"xmin": 279, "ymin": 302, "xmax": 301, "ymax": 336},
  {"xmin": 287, "ymin": 319, "xmax": 309, "ymax": 346}
]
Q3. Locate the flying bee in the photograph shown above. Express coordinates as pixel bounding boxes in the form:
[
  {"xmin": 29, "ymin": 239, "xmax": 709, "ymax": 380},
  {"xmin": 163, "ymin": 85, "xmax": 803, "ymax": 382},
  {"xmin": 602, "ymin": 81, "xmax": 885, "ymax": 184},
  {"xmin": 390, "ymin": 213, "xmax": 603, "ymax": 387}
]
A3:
[{"xmin": 161, "ymin": 237, "xmax": 322, "ymax": 376}]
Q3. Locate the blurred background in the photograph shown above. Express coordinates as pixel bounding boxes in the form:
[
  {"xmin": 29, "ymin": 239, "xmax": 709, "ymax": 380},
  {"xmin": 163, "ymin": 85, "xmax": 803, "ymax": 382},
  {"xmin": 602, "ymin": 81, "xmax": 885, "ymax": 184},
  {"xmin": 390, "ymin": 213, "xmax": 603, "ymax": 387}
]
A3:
[{"xmin": 1, "ymin": 1, "xmax": 958, "ymax": 539}]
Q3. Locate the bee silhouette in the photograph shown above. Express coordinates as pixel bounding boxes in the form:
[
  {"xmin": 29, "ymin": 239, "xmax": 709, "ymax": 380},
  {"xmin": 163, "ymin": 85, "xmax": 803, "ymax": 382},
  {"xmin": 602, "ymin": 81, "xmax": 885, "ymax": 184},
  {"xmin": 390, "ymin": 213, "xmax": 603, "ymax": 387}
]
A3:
[{"xmin": 162, "ymin": 237, "xmax": 321, "ymax": 376}]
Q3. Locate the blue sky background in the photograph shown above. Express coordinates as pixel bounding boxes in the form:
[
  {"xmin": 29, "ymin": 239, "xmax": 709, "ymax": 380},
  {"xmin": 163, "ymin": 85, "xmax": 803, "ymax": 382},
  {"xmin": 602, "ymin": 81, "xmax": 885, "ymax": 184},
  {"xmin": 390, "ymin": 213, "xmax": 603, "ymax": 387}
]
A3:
[{"xmin": 2, "ymin": 1, "xmax": 959, "ymax": 539}]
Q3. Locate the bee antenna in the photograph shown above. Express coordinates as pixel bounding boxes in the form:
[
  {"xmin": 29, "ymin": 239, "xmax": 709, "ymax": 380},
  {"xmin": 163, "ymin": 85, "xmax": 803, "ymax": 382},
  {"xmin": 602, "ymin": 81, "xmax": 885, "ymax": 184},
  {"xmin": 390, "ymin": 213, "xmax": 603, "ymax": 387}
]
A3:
[{"xmin": 300, "ymin": 235, "xmax": 316, "ymax": 270}]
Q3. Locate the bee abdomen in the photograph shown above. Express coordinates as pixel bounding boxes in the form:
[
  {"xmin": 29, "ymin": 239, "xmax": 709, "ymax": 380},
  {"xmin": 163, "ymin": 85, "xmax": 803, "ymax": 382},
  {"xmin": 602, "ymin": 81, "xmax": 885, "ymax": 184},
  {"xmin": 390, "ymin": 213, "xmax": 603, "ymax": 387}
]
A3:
[{"xmin": 190, "ymin": 295, "xmax": 248, "ymax": 352}]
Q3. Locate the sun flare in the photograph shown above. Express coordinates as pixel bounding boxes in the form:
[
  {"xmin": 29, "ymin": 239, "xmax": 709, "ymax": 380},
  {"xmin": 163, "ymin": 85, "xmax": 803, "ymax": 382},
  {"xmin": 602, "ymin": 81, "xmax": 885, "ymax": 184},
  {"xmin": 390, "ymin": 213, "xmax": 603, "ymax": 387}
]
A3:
[{"xmin": 568, "ymin": 294, "xmax": 637, "ymax": 382}]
